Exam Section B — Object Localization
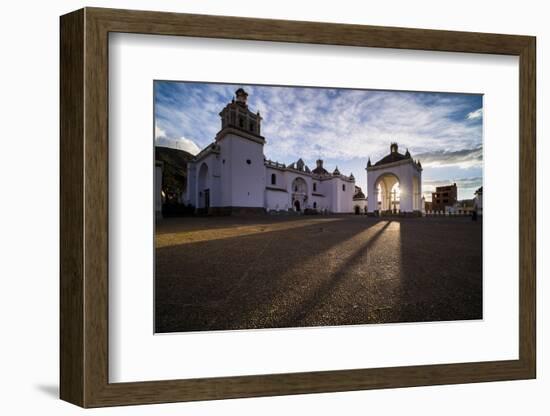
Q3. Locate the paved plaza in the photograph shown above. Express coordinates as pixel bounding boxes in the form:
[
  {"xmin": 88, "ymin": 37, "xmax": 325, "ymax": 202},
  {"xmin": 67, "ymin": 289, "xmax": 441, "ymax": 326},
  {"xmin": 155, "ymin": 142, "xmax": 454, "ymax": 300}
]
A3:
[{"xmin": 155, "ymin": 215, "xmax": 482, "ymax": 333}]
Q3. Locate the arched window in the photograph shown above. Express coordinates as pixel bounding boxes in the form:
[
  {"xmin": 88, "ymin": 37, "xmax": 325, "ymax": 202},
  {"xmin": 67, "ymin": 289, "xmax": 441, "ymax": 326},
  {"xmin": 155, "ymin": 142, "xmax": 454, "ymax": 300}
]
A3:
[
  {"xmin": 313, "ymin": 183, "xmax": 317, "ymax": 192},
  {"xmin": 342, "ymin": 184, "xmax": 346, "ymax": 191},
  {"xmin": 271, "ymin": 173, "xmax": 276, "ymax": 185},
  {"xmin": 313, "ymin": 202, "xmax": 317, "ymax": 209}
]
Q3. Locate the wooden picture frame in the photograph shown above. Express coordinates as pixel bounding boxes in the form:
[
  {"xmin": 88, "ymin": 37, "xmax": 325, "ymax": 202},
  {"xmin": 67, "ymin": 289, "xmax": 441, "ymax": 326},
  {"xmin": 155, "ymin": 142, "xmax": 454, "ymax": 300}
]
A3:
[{"xmin": 60, "ymin": 7, "xmax": 536, "ymax": 408}]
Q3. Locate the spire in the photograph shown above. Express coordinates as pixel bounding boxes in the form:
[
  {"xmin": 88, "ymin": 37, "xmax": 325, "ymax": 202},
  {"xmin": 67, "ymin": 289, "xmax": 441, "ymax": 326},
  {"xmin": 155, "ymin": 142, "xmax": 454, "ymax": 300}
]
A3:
[
  {"xmin": 367, "ymin": 157, "xmax": 372, "ymax": 168},
  {"xmin": 349, "ymin": 172, "xmax": 355, "ymax": 180},
  {"xmin": 405, "ymin": 148, "xmax": 411, "ymax": 158},
  {"xmin": 333, "ymin": 166, "xmax": 340, "ymax": 175}
]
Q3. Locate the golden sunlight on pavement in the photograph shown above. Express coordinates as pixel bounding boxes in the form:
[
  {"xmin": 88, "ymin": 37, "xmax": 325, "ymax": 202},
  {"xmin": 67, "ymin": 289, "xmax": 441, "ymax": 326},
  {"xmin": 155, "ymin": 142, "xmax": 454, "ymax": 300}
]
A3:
[{"xmin": 155, "ymin": 217, "xmax": 346, "ymax": 248}]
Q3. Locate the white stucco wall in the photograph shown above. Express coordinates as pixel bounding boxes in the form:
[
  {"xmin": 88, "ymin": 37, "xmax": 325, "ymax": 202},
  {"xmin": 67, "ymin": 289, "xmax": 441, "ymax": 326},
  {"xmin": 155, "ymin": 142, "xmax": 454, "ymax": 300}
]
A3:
[
  {"xmin": 265, "ymin": 189, "xmax": 290, "ymax": 210},
  {"xmin": 353, "ymin": 199, "xmax": 367, "ymax": 214},
  {"xmin": 224, "ymin": 134, "xmax": 266, "ymax": 207},
  {"xmin": 321, "ymin": 177, "xmax": 354, "ymax": 213},
  {"xmin": 265, "ymin": 166, "xmax": 290, "ymax": 210},
  {"xmin": 367, "ymin": 161, "xmax": 422, "ymax": 213}
]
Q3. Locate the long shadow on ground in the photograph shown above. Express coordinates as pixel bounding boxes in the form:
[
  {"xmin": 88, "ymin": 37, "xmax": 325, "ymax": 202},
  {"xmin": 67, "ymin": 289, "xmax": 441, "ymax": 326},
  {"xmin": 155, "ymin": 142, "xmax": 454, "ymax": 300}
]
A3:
[{"xmin": 155, "ymin": 217, "xmax": 482, "ymax": 333}]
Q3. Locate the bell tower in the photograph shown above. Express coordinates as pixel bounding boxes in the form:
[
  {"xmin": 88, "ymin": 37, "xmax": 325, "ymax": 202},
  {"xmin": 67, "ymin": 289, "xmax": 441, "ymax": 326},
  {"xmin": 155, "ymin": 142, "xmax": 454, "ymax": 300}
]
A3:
[
  {"xmin": 215, "ymin": 88, "xmax": 267, "ymax": 211},
  {"xmin": 218, "ymin": 88, "xmax": 263, "ymax": 139}
]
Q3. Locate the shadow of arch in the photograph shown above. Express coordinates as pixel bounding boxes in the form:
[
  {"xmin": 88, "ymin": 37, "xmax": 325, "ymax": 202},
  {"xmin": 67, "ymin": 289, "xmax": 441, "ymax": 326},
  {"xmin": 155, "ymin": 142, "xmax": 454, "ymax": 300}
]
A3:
[
  {"xmin": 155, "ymin": 218, "xmax": 378, "ymax": 332},
  {"xmin": 278, "ymin": 220, "xmax": 394, "ymax": 327}
]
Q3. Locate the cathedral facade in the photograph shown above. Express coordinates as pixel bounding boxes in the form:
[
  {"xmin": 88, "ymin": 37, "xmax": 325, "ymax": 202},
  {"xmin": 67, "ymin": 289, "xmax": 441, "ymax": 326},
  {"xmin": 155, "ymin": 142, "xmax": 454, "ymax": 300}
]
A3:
[{"xmin": 185, "ymin": 88, "xmax": 357, "ymax": 214}]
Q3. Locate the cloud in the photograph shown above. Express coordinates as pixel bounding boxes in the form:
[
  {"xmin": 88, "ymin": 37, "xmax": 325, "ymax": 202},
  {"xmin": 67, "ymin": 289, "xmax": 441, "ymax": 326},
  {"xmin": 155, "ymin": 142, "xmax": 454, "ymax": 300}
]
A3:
[
  {"xmin": 154, "ymin": 82, "xmax": 484, "ymax": 191},
  {"xmin": 414, "ymin": 146, "xmax": 483, "ymax": 169},
  {"xmin": 155, "ymin": 123, "xmax": 200, "ymax": 155},
  {"xmin": 466, "ymin": 108, "xmax": 483, "ymax": 120},
  {"xmin": 155, "ymin": 125, "xmax": 167, "ymax": 139}
]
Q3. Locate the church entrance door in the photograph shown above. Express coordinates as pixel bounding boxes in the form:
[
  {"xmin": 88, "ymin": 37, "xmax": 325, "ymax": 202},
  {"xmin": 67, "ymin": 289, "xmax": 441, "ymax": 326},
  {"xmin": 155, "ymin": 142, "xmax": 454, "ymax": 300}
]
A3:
[{"xmin": 294, "ymin": 200, "xmax": 301, "ymax": 212}]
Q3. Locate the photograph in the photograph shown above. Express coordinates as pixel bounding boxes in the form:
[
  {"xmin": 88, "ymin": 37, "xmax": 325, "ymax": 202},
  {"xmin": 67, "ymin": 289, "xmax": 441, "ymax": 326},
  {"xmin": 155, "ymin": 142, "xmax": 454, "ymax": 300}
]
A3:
[
  {"xmin": 153, "ymin": 81, "xmax": 484, "ymax": 333},
  {"xmin": 49, "ymin": 3, "xmax": 540, "ymax": 410}
]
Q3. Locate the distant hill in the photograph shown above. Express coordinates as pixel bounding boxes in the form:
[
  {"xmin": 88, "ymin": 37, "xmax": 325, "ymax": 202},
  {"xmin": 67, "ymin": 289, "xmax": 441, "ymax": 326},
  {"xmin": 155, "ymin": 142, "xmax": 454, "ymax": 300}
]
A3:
[{"xmin": 155, "ymin": 146, "xmax": 194, "ymax": 203}]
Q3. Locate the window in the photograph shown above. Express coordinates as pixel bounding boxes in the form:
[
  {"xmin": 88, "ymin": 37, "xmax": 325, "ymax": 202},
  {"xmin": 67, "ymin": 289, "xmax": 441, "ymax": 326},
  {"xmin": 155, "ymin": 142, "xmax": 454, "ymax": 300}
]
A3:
[
  {"xmin": 239, "ymin": 117, "xmax": 244, "ymax": 128},
  {"xmin": 271, "ymin": 173, "xmax": 276, "ymax": 185},
  {"xmin": 313, "ymin": 202, "xmax": 317, "ymax": 209},
  {"xmin": 249, "ymin": 121, "xmax": 256, "ymax": 132},
  {"xmin": 246, "ymin": 159, "xmax": 251, "ymax": 165},
  {"xmin": 294, "ymin": 185, "xmax": 298, "ymax": 192},
  {"xmin": 313, "ymin": 183, "xmax": 317, "ymax": 192},
  {"xmin": 342, "ymin": 184, "xmax": 346, "ymax": 191}
]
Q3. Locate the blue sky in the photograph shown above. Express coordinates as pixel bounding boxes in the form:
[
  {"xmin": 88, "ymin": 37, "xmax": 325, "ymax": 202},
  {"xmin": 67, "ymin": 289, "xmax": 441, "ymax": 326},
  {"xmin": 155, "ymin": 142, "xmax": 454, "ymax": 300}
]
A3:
[{"xmin": 154, "ymin": 81, "xmax": 483, "ymax": 201}]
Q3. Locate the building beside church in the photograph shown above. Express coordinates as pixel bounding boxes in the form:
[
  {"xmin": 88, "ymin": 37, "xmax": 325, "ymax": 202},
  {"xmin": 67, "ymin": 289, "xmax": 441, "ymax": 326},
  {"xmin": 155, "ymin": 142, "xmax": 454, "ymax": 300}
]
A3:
[
  {"xmin": 431, "ymin": 183, "xmax": 458, "ymax": 212},
  {"xmin": 185, "ymin": 88, "xmax": 356, "ymax": 214},
  {"xmin": 366, "ymin": 143, "xmax": 423, "ymax": 214},
  {"xmin": 473, "ymin": 186, "xmax": 483, "ymax": 215}
]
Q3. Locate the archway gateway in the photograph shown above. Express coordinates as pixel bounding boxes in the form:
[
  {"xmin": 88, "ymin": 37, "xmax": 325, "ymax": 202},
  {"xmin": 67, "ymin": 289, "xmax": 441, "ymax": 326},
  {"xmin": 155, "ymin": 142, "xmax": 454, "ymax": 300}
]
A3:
[
  {"xmin": 375, "ymin": 173, "xmax": 400, "ymax": 213},
  {"xmin": 366, "ymin": 143, "xmax": 422, "ymax": 214}
]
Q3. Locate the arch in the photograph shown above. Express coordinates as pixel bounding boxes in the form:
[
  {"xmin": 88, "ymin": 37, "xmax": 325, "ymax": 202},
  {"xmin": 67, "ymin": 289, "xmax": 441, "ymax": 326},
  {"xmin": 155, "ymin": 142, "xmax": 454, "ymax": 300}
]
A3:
[
  {"xmin": 292, "ymin": 177, "xmax": 308, "ymax": 194},
  {"xmin": 374, "ymin": 173, "xmax": 400, "ymax": 213},
  {"xmin": 354, "ymin": 205, "xmax": 361, "ymax": 215},
  {"xmin": 198, "ymin": 163, "xmax": 209, "ymax": 209},
  {"xmin": 292, "ymin": 177, "xmax": 308, "ymax": 213}
]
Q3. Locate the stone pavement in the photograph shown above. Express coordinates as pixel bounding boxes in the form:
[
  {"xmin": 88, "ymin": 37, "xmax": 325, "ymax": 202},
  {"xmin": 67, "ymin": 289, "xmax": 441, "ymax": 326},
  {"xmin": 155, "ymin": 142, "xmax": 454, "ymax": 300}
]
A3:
[{"xmin": 155, "ymin": 215, "xmax": 482, "ymax": 333}]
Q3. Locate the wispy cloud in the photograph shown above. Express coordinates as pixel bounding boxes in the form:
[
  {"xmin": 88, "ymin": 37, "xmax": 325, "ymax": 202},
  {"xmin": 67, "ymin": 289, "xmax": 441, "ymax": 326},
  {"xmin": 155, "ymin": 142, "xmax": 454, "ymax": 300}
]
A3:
[
  {"xmin": 154, "ymin": 81, "xmax": 483, "ymax": 193},
  {"xmin": 466, "ymin": 108, "xmax": 483, "ymax": 120},
  {"xmin": 415, "ymin": 146, "xmax": 483, "ymax": 169}
]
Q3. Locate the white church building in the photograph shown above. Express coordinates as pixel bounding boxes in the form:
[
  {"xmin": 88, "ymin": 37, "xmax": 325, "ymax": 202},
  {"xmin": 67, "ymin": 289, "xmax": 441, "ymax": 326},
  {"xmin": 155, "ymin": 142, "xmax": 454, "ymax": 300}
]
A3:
[{"xmin": 185, "ymin": 88, "xmax": 356, "ymax": 215}]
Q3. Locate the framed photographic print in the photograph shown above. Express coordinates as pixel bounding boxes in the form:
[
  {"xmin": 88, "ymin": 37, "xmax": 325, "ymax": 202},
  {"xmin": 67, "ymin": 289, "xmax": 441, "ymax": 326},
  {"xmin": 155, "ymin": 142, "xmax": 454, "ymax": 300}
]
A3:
[{"xmin": 60, "ymin": 7, "xmax": 536, "ymax": 408}]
